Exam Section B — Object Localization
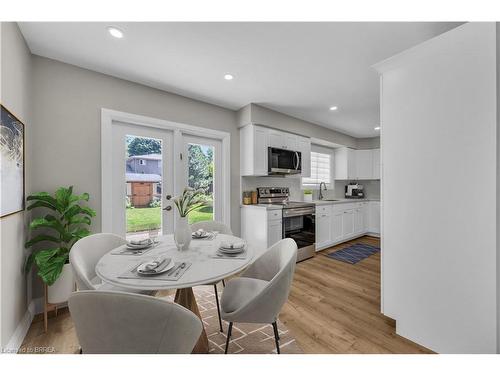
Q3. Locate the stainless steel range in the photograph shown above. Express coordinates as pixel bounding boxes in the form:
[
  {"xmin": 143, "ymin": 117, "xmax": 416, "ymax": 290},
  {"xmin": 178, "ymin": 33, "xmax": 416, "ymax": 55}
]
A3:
[{"xmin": 257, "ymin": 187, "xmax": 315, "ymax": 262}]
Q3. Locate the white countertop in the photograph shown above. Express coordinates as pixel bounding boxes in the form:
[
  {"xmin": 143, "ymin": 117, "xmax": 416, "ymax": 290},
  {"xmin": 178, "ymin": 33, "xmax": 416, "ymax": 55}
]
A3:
[
  {"xmin": 313, "ymin": 198, "xmax": 380, "ymax": 205},
  {"xmin": 241, "ymin": 198, "xmax": 380, "ymax": 210},
  {"xmin": 240, "ymin": 203, "xmax": 282, "ymax": 210}
]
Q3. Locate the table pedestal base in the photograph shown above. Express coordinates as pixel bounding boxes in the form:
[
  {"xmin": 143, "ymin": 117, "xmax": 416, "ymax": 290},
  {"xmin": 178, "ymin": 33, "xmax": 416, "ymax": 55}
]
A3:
[{"xmin": 174, "ymin": 287, "xmax": 209, "ymax": 354}]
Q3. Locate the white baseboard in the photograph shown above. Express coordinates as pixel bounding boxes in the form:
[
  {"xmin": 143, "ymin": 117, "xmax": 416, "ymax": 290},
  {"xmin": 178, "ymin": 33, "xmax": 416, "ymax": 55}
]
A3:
[
  {"xmin": 5, "ymin": 296, "xmax": 68, "ymax": 353},
  {"xmin": 5, "ymin": 299, "xmax": 37, "ymax": 353}
]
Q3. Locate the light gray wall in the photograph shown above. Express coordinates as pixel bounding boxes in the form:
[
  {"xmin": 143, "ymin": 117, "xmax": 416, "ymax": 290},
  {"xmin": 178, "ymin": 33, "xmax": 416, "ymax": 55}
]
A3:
[
  {"xmin": 30, "ymin": 55, "xmax": 239, "ymax": 297},
  {"xmin": 0, "ymin": 22, "xmax": 33, "ymax": 347},
  {"xmin": 238, "ymin": 103, "xmax": 359, "ymax": 148},
  {"xmin": 377, "ymin": 22, "xmax": 497, "ymax": 353},
  {"xmin": 497, "ymin": 21, "xmax": 500, "ymax": 353}
]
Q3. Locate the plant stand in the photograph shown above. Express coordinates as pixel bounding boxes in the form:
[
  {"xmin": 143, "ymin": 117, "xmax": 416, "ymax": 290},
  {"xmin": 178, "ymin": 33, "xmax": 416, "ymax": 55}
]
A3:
[
  {"xmin": 43, "ymin": 279, "xmax": 76, "ymax": 332},
  {"xmin": 43, "ymin": 284, "xmax": 60, "ymax": 333}
]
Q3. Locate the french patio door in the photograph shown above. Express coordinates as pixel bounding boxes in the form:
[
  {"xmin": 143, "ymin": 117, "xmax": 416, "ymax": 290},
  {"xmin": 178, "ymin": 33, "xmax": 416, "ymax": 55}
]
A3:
[
  {"xmin": 182, "ymin": 135, "xmax": 223, "ymax": 225},
  {"xmin": 110, "ymin": 121, "xmax": 225, "ymax": 239},
  {"xmin": 111, "ymin": 122, "xmax": 174, "ymax": 239}
]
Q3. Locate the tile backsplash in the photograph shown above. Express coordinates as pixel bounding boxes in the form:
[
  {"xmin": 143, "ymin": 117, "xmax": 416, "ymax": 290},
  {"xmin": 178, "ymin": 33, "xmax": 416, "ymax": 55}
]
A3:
[{"xmin": 241, "ymin": 176, "xmax": 380, "ymax": 202}]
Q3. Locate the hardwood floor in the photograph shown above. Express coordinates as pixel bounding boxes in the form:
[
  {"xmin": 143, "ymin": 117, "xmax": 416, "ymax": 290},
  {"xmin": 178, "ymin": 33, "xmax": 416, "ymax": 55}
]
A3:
[
  {"xmin": 280, "ymin": 236, "xmax": 431, "ymax": 353},
  {"xmin": 20, "ymin": 235, "xmax": 431, "ymax": 354}
]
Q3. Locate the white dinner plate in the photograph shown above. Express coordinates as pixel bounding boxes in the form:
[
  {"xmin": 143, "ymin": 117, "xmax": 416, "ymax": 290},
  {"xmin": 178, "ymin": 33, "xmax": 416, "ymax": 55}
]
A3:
[
  {"xmin": 126, "ymin": 239, "xmax": 154, "ymax": 250},
  {"xmin": 219, "ymin": 246, "xmax": 245, "ymax": 254}
]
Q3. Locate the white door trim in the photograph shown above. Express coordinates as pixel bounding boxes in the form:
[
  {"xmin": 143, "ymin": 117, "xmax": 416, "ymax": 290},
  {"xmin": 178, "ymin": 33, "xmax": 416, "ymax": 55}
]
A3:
[{"xmin": 101, "ymin": 108, "xmax": 231, "ymax": 233}]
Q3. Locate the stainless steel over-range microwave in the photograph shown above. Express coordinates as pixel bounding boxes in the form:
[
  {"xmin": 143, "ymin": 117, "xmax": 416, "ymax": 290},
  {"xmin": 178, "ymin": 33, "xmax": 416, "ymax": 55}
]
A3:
[{"xmin": 268, "ymin": 147, "xmax": 302, "ymax": 175}]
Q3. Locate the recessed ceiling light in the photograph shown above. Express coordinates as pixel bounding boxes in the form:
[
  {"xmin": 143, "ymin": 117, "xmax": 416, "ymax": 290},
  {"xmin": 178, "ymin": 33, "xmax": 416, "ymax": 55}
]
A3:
[
  {"xmin": 374, "ymin": 126, "xmax": 381, "ymax": 130},
  {"xmin": 107, "ymin": 27, "xmax": 124, "ymax": 39},
  {"xmin": 329, "ymin": 106, "xmax": 338, "ymax": 111},
  {"xmin": 224, "ymin": 74, "xmax": 234, "ymax": 80}
]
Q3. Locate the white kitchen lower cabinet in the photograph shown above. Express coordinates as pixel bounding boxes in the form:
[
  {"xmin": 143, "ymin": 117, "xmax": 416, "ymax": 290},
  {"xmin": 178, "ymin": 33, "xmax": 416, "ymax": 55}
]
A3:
[
  {"xmin": 268, "ymin": 219, "xmax": 283, "ymax": 248},
  {"xmin": 241, "ymin": 206, "xmax": 282, "ymax": 258},
  {"xmin": 331, "ymin": 210, "xmax": 343, "ymax": 243},
  {"xmin": 315, "ymin": 200, "xmax": 381, "ymax": 251},
  {"xmin": 342, "ymin": 209, "xmax": 355, "ymax": 238},
  {"xmin": 316, "ymin": 208, "xmax": 332, "ymax": 249},
  {"xmin": 368, "ymin": 201, "xmax": 381, "ymax": 236}
]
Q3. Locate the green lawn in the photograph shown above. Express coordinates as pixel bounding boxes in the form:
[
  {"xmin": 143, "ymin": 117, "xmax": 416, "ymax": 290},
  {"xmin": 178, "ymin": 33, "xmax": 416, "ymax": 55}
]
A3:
[{"xmin": 126, "ymin": 206, "xmax": 214, "ymax": 233}]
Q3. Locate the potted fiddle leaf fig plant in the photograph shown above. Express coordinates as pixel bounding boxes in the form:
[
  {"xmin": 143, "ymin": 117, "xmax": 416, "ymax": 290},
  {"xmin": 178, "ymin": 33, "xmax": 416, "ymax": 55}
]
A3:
[{"xmin": 25, "ymin": 186, "xmax": 96, "ymax": 304}]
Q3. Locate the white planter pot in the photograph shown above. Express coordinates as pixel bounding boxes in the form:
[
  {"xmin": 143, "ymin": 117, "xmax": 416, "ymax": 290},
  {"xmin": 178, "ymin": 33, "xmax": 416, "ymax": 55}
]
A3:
[
  {"xmin": 174, "ymin": 216, "xmax": 192, "ymax": 251},
  {"xmin": 47, "ymin": 263, "xmax": 74, "ymax": 304},
  {"xmin": 303, "ymin": 194, "xmax": 313, "ymax": 202}
]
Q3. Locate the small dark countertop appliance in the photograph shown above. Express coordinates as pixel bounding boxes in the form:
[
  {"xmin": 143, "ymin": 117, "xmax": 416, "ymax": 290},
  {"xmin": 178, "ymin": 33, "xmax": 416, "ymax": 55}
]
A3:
[{"xmin": 345, "ymin": 182, "xmax": 365, "ymax": 199}]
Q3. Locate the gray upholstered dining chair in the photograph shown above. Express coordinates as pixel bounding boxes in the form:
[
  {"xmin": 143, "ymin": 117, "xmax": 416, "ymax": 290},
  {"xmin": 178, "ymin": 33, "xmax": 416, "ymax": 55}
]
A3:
[
  {"xmin": 190, "ymin": 220, "xmax": 232, "ymax": 333},
  {"xmin": 70, "ymin": 233, "xmax": 154, "ymax": 295},
  {"xmin": 68, "ymin": 290, "xmax": 202, "ymax": 354},
  {"xmin": 220, "ymin": 238, "xmax": 298, "ymax": 354}
]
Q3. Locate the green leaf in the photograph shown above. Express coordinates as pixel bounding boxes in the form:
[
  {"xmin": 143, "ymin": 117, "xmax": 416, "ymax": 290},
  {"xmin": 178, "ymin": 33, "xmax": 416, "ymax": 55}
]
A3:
[
  {"xmin": 26, "ymin": 192, "xmax": 59, "ymax": 211},
  {"xmin": 24, "ymin": 251, "xmax": 38, "ymax": 273},
  {"xmin": 68, "ymin": 216, "xmax": 91, "ymax": 226},
  {"xmin": 71, "ymin": 228, "xmax": 90, "ymax": 239},
  {"xmin": 25, "ymin": 234, "xmax": 60, "ymax": 249},
  {"xmin": 80, "ymin": 206, "xmax": 96, "ymax": 217},
  {"xmin": 55, "ymin": 186, "xmax": 73, "ymax": 210},
  {"xmin": 26, "ymin": 200, "xmax": 58, "ymax": 211},
  {"xmin": 34, "ymin": 248, "xmax": 67, "ymax": 286},
  {"xmin": 30, "ymin": 217, "xmax": 66, "ymax": 237}
]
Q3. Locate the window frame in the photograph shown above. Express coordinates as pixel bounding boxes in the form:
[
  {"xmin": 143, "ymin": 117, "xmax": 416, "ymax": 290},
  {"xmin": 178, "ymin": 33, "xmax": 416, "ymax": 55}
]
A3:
[{"xmin": 301, "ymin": 145, "xmax": 335, "ymax": 189}]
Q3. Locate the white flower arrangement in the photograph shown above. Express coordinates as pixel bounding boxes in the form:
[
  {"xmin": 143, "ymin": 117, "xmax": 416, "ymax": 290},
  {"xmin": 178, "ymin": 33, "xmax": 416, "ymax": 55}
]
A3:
[{"xmin": 171, "ymin": 187, "xmax": 207, "ymax": 217}]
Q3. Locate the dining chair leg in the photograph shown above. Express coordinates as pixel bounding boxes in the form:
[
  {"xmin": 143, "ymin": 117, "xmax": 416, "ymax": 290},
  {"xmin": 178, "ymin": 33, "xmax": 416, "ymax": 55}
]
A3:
[
  {"xmin": 224, "ymin": 322, "xmax": 233, "ymax": 354},
  {"xmin": 272, "ymin": 322, "xmax": 280, "ymax": 354},
  {"xmin": 213, "ymin": 284, "xmax": 224, "ymax": 332}
]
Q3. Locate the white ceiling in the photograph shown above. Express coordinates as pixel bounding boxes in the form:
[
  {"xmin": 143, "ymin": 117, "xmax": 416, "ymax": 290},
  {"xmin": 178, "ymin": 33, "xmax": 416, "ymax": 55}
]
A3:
[{"xmin": 18, "ymin": 22, "xmax": 461, "ymax": 138}]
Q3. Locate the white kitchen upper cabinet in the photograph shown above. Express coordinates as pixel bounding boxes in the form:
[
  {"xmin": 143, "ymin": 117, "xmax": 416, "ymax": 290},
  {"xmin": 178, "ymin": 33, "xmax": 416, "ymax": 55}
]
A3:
[
  {"xmin": 341, "ymin": 208, "xmax": 354, "ymax": 237},
  {"xmin": 334, "ymin": 147, "xmax": 357, "ymax": 180},
  {"xmin": 268, "ymin": 219, "xmax": 283, "ymax": 248},
  {"xmin": 331, "ymin": 209, "xmax": 343, "ymax": 243},
  {"xmin": 268, "ymin": 129, "xmax": 284, "ymax": 149},
  {"xmin": 296, "ymin": 136, "xmax": 311, "ymax": 178},
  {"xmin": 269, "ymin": 129, "xmax": 298, "ymax": 150},
  {"xmin": 285, "ymin": 133, "xmax": 297, "ymax": 150},
  {"xmin": 316, "ymin": 206, "xmax": 331, "ymax": 249},
  {"xmin": 240, "ymin": 124, "xmax": 269, "ymax": 176},
  {"xmin": 372, "ymin": 149, "xmax": 381, "ymax": 180},
  {"xmin": 355, "ymin": 150, "xmax": 373, "ymax": 180}
]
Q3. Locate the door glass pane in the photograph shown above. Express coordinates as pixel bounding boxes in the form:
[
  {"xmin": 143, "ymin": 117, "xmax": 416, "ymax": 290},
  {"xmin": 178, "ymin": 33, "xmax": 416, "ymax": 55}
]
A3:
[
  {"xmin": 187, "ymin": 143, "xmax": 214, "ymax": 224},
  {"xmin": 125, "ymin": 135, "xmax": 162, "ymax": 240}
]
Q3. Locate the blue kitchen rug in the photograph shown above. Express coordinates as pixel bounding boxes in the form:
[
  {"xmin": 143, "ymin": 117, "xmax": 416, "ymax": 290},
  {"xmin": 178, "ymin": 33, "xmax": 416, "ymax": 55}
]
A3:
[{"xmin": 326, "ymin": 243, "xmax": 380, "ymax": 264}]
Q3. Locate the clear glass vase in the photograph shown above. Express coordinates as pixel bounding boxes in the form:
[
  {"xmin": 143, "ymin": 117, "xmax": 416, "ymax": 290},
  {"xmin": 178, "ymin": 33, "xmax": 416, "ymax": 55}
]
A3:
[{"xmin": 174, "ymin": 216, "xmax": 192, "ymax": 251}]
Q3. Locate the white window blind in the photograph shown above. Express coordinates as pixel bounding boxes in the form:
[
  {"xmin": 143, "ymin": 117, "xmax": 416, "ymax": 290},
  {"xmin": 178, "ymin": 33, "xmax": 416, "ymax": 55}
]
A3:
[{"xmin": 302, "ymin": 150, "xmax": 332, "ymax": 187}]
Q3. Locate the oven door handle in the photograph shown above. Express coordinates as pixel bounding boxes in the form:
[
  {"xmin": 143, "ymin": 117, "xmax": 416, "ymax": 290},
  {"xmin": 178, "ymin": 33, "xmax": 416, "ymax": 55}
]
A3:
[{"xmin": 293, "ymin": 151, "xmax": 299, "ymax": 170}]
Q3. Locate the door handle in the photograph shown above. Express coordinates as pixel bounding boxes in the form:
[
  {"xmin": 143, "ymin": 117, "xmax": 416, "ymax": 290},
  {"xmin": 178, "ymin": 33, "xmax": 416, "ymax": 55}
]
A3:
[{"xmin": 163, "ymin": 206, "xmax": 172, "ymax": 211}]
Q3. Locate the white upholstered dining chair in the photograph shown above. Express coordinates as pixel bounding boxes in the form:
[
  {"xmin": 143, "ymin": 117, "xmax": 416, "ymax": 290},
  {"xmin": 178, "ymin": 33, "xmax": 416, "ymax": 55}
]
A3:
[
  {"xmin": 190, "ymin": 220, "xmax": 232, "ymax": 333},
  {"xmin": 220, "ymin": 238, "xmax": 298, "ymax": 354},
  {"xmin": 70, "ymin": 233, "xmax": 154, "ymax": 295},
  {"xmin": 68, "ymin": 290, "xmax": 202, "ymax": 354}
]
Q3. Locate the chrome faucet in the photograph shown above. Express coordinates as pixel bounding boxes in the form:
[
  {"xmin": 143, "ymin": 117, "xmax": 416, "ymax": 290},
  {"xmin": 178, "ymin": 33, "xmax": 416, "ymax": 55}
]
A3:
[{"xmin": 318, "ymin": 182, "xmax": 327, "ymax": 200}]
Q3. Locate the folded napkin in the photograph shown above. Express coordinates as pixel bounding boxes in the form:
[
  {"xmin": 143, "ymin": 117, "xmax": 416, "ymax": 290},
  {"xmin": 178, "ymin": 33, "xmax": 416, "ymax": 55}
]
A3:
[
  {"xmin": 219, "ymin": 240, "xmax": 245, "ymax": 249},
  {"xmin": 192, "ymin": 229, "xmax": 207, "ymax": 237},
  {"xmin": 138, "ymin": 256, "xmax": 170, "ymax": 274}
]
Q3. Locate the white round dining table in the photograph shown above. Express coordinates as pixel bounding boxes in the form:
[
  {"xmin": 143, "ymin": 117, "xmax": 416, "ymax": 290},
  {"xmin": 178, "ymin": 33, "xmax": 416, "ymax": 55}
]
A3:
[{"xmin": 95, "ymin": 233, "xmax": 254, "ymax": 353}]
